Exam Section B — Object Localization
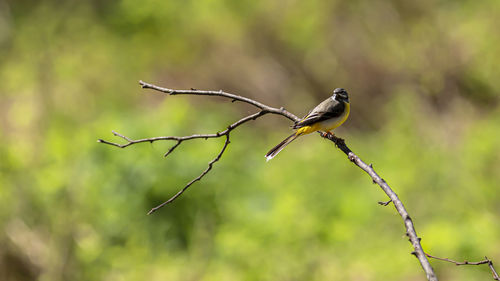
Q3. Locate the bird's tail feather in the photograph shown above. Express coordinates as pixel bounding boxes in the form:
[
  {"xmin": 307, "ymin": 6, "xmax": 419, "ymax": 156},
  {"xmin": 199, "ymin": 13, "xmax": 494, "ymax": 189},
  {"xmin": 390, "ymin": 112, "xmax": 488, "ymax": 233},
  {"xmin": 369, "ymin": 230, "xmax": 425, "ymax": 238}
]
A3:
[{"xmin": 265, "ymin": 133, "xmax": 299, "ymax": 161}]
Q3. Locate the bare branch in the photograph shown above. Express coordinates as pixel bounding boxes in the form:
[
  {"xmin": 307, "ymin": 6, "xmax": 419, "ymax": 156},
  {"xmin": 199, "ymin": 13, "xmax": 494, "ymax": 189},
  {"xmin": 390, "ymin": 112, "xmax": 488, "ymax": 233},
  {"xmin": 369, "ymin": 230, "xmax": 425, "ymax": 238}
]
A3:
[
  {"xmin": 147, "ymin": 134, "xmax": 231, "ymax": 215},
  {"xmin": 99, "ymin": 82, "xmax": 437, "ymax": 279},
  {"xmin": 425, "ymin": 253, "xmax": 500, "ymax": 280},
  {"xmin": 319, "ymin": 132, "xmax": 438, "ymax": 281},
  {"xmin": 99, "ymin": 81, "xmax": 497, "ymax": 281},
  {"xmin": 98, "ymin": 111, "xmax": 267, "ymax": 151},
  {"xmin": 99, "ymin": 109, "xmax": 272, "ymax": 213},
  {"xmin": 97, "ymin": 133, "xmax": 188, "ymax": 148},
  {"xmin": 139, "ymin": 80, "xmax": 299, "ymax": 122}
]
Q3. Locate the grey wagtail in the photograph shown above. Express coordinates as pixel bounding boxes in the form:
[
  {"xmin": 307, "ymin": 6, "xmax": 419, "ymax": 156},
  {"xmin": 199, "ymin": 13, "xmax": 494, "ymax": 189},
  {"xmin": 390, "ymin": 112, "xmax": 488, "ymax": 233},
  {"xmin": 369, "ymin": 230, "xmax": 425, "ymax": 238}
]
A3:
[{"xmin": 265, "ymin": 88, "xmax": 350, "ymax": 161}]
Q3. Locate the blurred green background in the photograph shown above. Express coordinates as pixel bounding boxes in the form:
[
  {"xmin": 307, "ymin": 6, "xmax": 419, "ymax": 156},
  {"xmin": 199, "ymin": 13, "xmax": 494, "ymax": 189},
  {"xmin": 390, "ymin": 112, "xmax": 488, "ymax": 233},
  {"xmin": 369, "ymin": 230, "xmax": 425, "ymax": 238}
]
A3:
[{"xmin": 1, "ymin": 0, "xmax": 499, "ymax": 280}]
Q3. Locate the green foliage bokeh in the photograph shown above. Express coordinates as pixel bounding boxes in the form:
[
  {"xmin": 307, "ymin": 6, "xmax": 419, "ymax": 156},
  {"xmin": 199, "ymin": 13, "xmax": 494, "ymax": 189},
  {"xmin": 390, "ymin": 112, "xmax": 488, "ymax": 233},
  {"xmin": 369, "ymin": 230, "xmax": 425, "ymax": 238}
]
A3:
[{"xmin": 0, "ymin": 1, "xmax": 499, "ymax": 280}]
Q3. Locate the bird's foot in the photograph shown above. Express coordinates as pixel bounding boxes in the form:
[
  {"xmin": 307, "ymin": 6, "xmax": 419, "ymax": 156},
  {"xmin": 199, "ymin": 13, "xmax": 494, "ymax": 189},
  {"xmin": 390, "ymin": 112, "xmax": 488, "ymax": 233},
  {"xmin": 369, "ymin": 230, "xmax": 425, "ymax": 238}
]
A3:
[{"xmin": 321, "ymin": 131, "xmax": 335, "ymax": 138}]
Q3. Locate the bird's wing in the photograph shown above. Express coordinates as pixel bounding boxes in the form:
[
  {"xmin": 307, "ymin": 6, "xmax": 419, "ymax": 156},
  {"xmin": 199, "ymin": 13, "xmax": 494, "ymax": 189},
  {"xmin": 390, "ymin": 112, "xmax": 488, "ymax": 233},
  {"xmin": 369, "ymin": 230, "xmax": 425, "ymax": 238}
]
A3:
[{"xmin": 293, "ymin": 99, "xmax": 345, "ymax": 129}]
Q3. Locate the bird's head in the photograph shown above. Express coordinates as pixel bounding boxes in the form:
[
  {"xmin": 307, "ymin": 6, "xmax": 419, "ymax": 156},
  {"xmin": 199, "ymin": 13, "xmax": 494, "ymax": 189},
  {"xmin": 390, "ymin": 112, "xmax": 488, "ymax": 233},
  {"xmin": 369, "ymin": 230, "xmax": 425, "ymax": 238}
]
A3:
[{"xmin": 333, "ymin": 88, "xmax": 349, "ymax": 103}]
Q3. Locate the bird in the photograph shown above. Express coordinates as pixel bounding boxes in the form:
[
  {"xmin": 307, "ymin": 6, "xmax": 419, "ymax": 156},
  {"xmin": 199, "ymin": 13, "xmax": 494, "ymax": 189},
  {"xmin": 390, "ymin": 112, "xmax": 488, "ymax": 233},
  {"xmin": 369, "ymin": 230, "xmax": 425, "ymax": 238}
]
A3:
[{"xmin": 265, "ymin": 88, "xmax": 350, "ymax": 161}]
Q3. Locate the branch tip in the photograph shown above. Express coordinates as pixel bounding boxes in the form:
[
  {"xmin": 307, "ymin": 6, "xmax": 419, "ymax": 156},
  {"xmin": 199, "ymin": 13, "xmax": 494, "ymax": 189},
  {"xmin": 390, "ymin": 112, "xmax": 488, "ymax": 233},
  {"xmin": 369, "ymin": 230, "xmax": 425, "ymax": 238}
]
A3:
[
  {"xmin": 164, "ymin": 141, "xmax": 181, "ymax": 157},
  {"xmin": 378, "ymin": 199, "xmax": 392, "ymax": 206}
]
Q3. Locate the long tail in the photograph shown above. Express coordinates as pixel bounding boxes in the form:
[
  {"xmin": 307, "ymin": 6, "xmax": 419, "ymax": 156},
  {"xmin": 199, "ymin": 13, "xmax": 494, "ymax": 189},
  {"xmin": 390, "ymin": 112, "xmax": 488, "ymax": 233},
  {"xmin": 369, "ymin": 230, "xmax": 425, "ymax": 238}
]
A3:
[{"xmin": 265, "ymin": 132, "xmax": 300, "ymax": 161}]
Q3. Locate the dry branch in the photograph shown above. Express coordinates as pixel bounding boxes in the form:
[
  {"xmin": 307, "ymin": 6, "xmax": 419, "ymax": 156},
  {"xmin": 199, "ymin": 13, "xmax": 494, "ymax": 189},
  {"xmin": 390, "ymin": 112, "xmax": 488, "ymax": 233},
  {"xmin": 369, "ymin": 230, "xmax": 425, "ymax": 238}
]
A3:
[
  {"xmin": 147, "ymin": 134, "xmax": 231, "ymax": 214},
  {"xmin": 97, "ymin": 81, "xmax": 298, "ymax": 213},
  {"xmin": 321, "ymin": 132, "xmax": 437, "ymax": 281},
  {"xmin": 425, "ymin": 253, "xmax": 500, "ymax": 280},
  {"xmin": 98, "ymin": 80, "xmax": 497, "ymax": 281}
]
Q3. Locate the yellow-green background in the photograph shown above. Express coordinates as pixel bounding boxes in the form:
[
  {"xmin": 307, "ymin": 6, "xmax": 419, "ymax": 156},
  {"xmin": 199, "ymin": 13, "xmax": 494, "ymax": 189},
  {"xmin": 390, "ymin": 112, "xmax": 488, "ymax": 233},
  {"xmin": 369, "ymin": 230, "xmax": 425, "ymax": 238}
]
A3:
[{"xmin": 1, "ymin": 1, "xmax": 499, "ymax": 280}]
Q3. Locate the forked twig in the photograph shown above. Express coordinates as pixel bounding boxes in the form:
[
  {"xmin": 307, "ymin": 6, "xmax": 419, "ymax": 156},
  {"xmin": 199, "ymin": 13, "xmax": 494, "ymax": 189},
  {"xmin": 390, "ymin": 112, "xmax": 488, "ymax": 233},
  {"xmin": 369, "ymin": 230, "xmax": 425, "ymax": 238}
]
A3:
[
  {"xmin": 98, "ymin": 81, "xmax": 294, "ymax": 213},
  {"xmin": 98, "ymin": 111, "xmax": 268, "ymax": 213},
  {"xmin": 147, "ymin": 134, "xmax": 231, "ymax": 214}
]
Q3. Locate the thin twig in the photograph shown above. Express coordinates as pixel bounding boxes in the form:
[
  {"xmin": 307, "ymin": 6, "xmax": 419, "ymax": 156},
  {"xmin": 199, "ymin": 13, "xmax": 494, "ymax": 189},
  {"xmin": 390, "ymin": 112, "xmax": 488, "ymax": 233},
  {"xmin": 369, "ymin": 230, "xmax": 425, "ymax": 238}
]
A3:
[
  {"xmin": 378, "ymin": 199, "xmax": 392, "ymax": 206},
  {"xmin": 139, "ymin": 80, "xmax": 298, "ymax": 122},
  {"xmin": 97, "ymin": 111, "xmax": 267, "ymax": 150},
  {"xmin": 99, "ymin": 111, "xmax": 268, "ymax": 213},
  {"xmin": 164, "ymin": 141, "xmax": 181, "ymax": 157},
  {"xmin": 425, "ymin": 253, "xmax": 500, "ymax": 280},
  {"xmin": 147, "ymin": 134, "xmax": 231, "ymax": 215}
]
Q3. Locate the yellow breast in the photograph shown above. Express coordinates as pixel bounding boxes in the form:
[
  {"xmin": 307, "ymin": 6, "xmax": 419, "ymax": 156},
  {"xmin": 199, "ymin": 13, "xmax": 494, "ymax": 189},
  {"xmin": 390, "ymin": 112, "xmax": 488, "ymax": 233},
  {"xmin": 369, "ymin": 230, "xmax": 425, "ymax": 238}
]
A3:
[{"xmin": 296, "ymin": 102, "xmax": 350, "ymax": 135}]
